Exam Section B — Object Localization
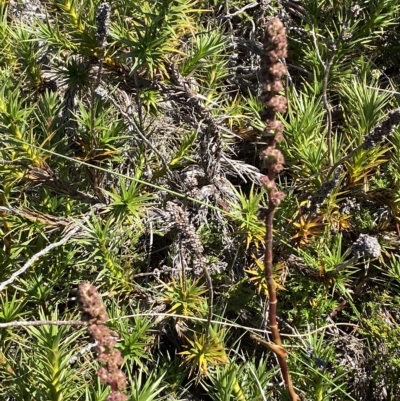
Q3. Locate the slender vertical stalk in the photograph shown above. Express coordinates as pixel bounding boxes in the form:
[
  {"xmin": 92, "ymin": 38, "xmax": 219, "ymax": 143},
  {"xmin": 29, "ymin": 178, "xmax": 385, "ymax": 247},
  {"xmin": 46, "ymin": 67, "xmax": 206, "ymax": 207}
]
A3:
[
  {"xmin": 264, "ymin": 202, "xmax": 279, "ymax": 344},
  {"xmin": 257, "ymin": 17, "xmax": 300, "ymax": 401},
  {"xmin": 263, "ymin": 200, "xmax": 299, "ymax": 400}
]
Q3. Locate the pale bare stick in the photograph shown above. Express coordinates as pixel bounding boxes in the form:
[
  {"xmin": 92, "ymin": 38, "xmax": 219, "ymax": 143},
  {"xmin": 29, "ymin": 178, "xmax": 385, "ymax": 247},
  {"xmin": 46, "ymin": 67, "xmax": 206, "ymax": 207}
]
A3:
[
  {"xmin": 0, "ymin": 320, "xmax": 85, "ymax": 328},
  {"xmin": 0, "ymin": 226, "xmax": 80, "ymax": 293}
]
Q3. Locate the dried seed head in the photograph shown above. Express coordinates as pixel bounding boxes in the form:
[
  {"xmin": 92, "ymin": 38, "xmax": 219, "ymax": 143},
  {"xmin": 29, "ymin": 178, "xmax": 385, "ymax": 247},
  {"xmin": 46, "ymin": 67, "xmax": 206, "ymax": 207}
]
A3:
[
  {"xmin": 106, "ymin": 392, "xmax": 128, "ymax": 401},
  {"xmin": 274, "ymin": 131, "xmax": 284, "ymax": 143},
  {"xmin": 95, "ymin": 86, "xmax": 108, "ymax": 100},
  {"xmin": 165, "ymin": 202, "xmax": 206, "ymax": 275},
  {"xmin": 269, "ymin": 63, "xmax": 287, "ymax": 79},
  {"xmin": 272, "ymin": 163, "xmax": 284, "ymax": 173},
  {"xmin": 264, "ymin": 18, "xmax": 288, "ymax": 59},
  {"xmin": 262, "ymin": 80, "xmax": 284, "ymax": 93},
  {"xmin": 77, "ymin": 283, "xmax": 109, "ymax": 324},
  {"xmin": 258, "ymin": 17, "xmax": 287, "ymax": 188},
  {"xmin": 260, "ymin": 175, "xmax": 276, "ymax": 191},
  {"xmin": 263, "ymin": 120, "xmax": 284, "ymax": 137},
  {"xmin": 352, "ymin": 234, "xmax": 381, "ymax": 258},
  {"xmin": 77, "ymin": 283, "xmax": 127, "ymax": 400},
  {"xmin": 269, "ymin": 189, "xmax": 286, "ymax": 207},
  {"xmin": 96, "ymin": 2, "xmax": 111, "ymax": 48},
  {"xmin": 260, "ymin": 147, "xmax": 285, "ymax": 167},
  {"xmin": 363, "ymin": 109, "xmax": 400, "ymax": 149},
  {"xmin": 266, "ymin": 96, "xmax": 287, "ymax": 114},
  {"xmin": 259, "ymin": 17, "xmax": 288, "ymax": 125},
  {"xmin": 307, "ymin": 177, "xmax": 339, "ymax": 213}
]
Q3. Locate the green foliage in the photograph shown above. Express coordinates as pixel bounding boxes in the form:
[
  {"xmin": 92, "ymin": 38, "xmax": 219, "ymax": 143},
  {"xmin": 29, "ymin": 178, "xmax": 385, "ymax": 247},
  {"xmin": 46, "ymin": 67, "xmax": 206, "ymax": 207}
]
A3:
[
  {"xmin": 129, "ymin": 371, "xmax": 166, "ymax": 401},
  {"xmin": 1, "ymin": 310, "xmax": 85, "ymax": 400},
  {"xmin": 113, "ymin": 0, "xmax": 200, "ymax": 77},
  {"xmin": 180, "ymin": 324, "xmax": 228, "ymax": 377},
  {"xmin": 1, "ymin": 0, "xmax": 400, "ymax": 400},
  {"xmin": 161, "ymin": 276, "xmax": 208, "ymax": 317},
  {"xmin": 228, "ymin": 184, "xmax": 266, "ymax": 250}
]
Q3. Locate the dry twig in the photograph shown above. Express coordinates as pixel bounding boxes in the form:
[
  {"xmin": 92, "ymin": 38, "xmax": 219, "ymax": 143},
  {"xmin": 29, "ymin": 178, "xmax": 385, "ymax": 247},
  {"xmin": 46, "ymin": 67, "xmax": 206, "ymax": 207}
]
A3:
[{"xmin": 0, "ymin": 225, "xmax": 81, "ymax": 293}]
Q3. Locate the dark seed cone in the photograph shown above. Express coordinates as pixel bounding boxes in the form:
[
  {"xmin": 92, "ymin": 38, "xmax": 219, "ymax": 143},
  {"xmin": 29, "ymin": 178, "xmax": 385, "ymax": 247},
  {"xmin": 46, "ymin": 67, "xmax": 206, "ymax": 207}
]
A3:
[
  {"xmin": 363, "ymin": 108, "xmax": 400, "ymax": 149},
  {"xmin": 96, "ymin": 2, "xmax": 111, "ymax": 48}
]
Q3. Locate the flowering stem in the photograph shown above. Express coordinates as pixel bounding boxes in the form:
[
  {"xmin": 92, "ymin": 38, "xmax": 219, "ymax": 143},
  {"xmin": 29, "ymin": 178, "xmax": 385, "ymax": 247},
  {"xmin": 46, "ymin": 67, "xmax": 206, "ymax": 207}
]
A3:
[
  {"xmin": 258, "ymin": 18, "xmax": 300, "ymax": 401},
  {"xmin": 77, "ymin": 283, "xmax": 128, "ymax": 401}
]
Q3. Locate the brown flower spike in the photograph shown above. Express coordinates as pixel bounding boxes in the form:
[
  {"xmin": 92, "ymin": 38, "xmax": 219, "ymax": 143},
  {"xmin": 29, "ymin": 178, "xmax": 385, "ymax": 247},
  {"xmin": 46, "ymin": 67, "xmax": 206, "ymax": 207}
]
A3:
[
  {"xmin": 77, "ymin": 283, "xmax": 128, "ymax": 401},
  {"xmin": 258, "ymin": 18, "xmax": 300, "ymax": 401}
]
